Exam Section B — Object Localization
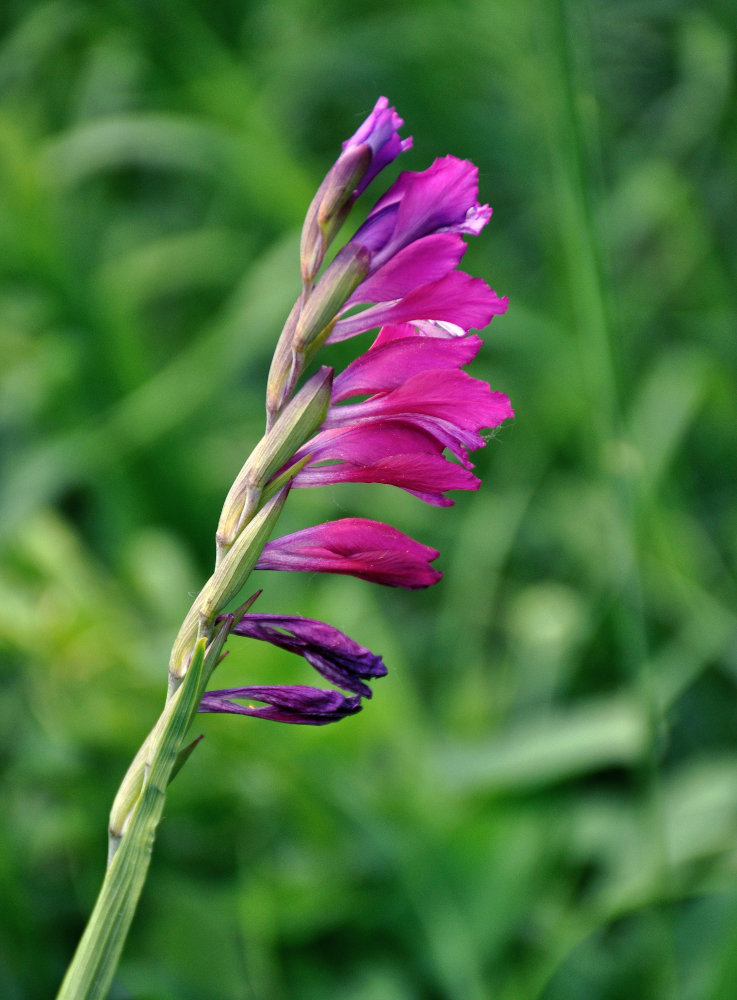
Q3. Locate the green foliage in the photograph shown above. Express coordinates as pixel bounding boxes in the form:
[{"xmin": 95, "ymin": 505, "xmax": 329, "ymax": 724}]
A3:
[{"xmin": 1, "ymin": 0, "xmax": 736, "ymax": 997}]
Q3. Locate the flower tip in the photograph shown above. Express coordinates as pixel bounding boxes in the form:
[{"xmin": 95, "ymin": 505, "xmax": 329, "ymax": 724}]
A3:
[
  {"xmin": 464, "ymin": 202, "xmax": 492, "ymax": 235},
  {"xmin": 494, "ymin": 294, "xmax": 510, "ymax": 316}
]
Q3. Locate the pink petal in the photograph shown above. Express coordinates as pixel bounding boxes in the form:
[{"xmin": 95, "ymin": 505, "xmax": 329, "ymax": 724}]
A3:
[
  {"xmin": 458, "ymin": 202, "xmax": 493, "ymax": 236},
  {"xmin": 328, "ymin": 369, "xmax": 514, "ymax": 433},
  {"xmin": 332, "ymin": 333, "xmax": 483, "ymax": 401},
  {"xmin": 370, "ymin": 322, "xmax": 469, "ymax": 347},
  {"xmin": 294, "ymin": 453, "xmax": 480, "ymax": 506},
  {"xmin": 355, "ymin": 156, "xmax": 490, "ymax": 268},
  {"xmin": 300, "ymin": 420, "xmax": 447, "ymax": 463},
  {"xmin": 370, "ymin": 323, "xmax": 420, "ymax": 345},
  {"xmin": 323, "ymin": 370, "xmax": 514, "ymax": 466},
  {"xmin": 329, "ymin": 271, "xmax": 508, "ymax": 342},
  {"xmin": 345, "ymin": 233, "xmax": 467, "ymax": 304}
]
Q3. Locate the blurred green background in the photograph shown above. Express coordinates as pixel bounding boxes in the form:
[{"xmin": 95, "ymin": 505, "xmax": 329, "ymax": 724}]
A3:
[{"xmin": 1, "ymin": 1, "xmax": 737, "ymax": 998}]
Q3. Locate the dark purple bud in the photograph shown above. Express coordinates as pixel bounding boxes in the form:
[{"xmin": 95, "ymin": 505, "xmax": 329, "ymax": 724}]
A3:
[
  {"xmin": 229, "ymin": 614, "xmax": 386, "ymax": 697},
  {"xmin": 198, "ymin": 685, "xmax": 362, "ymax": 725}
]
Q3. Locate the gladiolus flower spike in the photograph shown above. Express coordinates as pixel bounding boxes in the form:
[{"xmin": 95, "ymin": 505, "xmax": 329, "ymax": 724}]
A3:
[
  {"xmin": 57, "ymin": 101, "xmax": 513, "ymax": 1000},
  {"xmin": 199, "ymin": 98, "xmax": 512, "ymax": 727}
]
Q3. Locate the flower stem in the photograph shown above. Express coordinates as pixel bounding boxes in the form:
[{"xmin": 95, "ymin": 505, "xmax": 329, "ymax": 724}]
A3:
[{"xmin": 55, "ymin": 640, "xmax": 207, "ymax": 1000}]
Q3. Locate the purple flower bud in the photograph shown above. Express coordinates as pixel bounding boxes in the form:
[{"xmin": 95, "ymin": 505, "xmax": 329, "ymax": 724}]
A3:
[
  {"xmin": 199, "ymin": 685, "xmax": 362, "ymax": 725},
  {"xmin": 300, "ymin": 97, "xmax": 412, "ymax": 282},
  {"xmin": 343, "ymin": 96, "xmax": 413, "ymax": 197},
  {"xmin": 229, "ymin": 614, "xmax": 387, "ymax": 697}
]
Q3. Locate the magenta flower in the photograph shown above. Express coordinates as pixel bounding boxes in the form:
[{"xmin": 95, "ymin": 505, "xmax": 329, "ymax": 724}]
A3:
[
  {"xmin": 332, "ymin": 157, "xmax": 505, "ymax": 340},
  {"xmin": 353, "ymin": 156, "xmax": 493, "ymax": 270},
  {"xmin": 257, "ymin": 518, "xmax": 442, "ymax": 588},
  {"xmin": 229, "ymin": 613, "xmax": 387, "ymax": 697},
  {"xmin": 282, "ymin": 323, "xmax": 513, "ymax": 504},
  {"xmin": 199, "ymin": 685, "xmax": 362, "ymax": 725}
]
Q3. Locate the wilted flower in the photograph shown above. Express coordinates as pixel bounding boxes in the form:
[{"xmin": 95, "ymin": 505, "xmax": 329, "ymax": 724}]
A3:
[
  {"xmin": 199, "ymin": 685, "xmax": 362, "ymax": 725},
  {"xmin": 229, "ymin": 613, "xmax": 387, "ymax": 697}
]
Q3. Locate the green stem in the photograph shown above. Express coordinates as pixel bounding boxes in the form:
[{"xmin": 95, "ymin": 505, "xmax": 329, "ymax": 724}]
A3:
[
  {"xmin": 55, "ymin": 341, "xmax": 328, "ymax": 998},
  {"xmin": 55, "ymin": 640, "xmax": 206, "ymax": 1000}
]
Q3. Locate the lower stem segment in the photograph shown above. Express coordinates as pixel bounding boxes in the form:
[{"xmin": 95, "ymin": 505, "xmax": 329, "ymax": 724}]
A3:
[{"xmin": 55, "ymin": 641, "xmax": 207, "ymax": 1000}]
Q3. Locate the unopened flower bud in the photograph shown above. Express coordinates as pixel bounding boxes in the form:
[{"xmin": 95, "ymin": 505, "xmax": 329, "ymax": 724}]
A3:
[
  {"xmin": 294, "ymin": 243, "xmax": 370, "ymax": 352},
  {"xmin": 218, "ymin": 367, "xmax": 333, "ymax": 553},
  {"xmin": 300, "ymin": 144, "xmax": 371, "ymax": 283},
  {"xmin": 299, "ymin": 97, "xmax": 411, "ymax": 283},
  {"xmin": 265, "ymin": 297, "xmax": 304, "ymax": 425},
  {"xmin": 169, "ymin": 488, "xmax": 289, "ymax": 682}
]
